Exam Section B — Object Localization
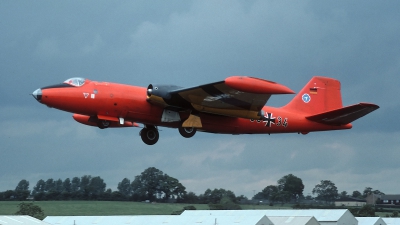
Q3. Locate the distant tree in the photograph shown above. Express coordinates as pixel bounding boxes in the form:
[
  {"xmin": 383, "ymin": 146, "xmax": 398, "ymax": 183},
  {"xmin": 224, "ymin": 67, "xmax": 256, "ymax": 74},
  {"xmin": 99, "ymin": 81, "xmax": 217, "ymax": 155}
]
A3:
[
  {"xmin": 252, "ymin": 192, "xmax": 265, "ymax": 200},
  {"xmin": 87, "ymin": 176, "xmax": 106, "ymax": 198},
  {"xmin": 276, "ymin": 190, "xmax": 292, "ymax": 203},
  {"xmin": 179, "ymin": 192, "xmax": 199, "ymax": 204},
  {"xmin": 80, "ymin": 175, "xmax": 91, "ymax": 196},
  {"xmin": 373, "ymin": 189, "xmax": 384, "ymax": 195},
  {"xmin": 117, "ymin": 178, "xmax": 132, "ymax": 197},
  {"xmin": 131, "ymin": 177, "xmax": 145, "ymax": 201},
  {"xmin": 253, "ymin": 185, "xmax": 279, "ymax": 201},
  {"xmin": 130, "ymin": 167, "xmax": 186, "ymax": 202},
  {"xmin": 340, "ymin": 191, "xmax": 348, "ymax": 197},
  {"xmin": 15, "ymin": 202, "xmax": 45, "ymax": 220},
  {"xmin": 15, "ymin": 179, "xmax": 30, "ymax": 200},
  {"xmin": 63, "ymin": 178, "xmax": 71, "ymax": 193},
  {"xmin": 111, "ymin": 191, "xmax": 125, "ymax": 201},
  {"xmin": 236, "ymin": 195, "xmax": 248, "ymax": 202},
  {"xmin": 389, "ymin": 211, "xmax": 399, "ymax": 218},
  {"xmin": 277, "ymin": 174, "xmax": 304, "ymax": 201},
  {"xmin": 54, "ymin": 179, "xmax": 63, "ymax": 192},
  {"xmin": 312, "ymin": 180, "xmax": 338, "ymax": 203},
  {"xmin": 363, "ymin": 187, "xmax": 373, "ymax": 197},
  {"xmin": 33, "ymin": 192, "xmax": 46, "ymax": 201},
  {"xmin": 200, "ymin": 188, "xmax": 237, "ymax": 204},
  {"xmin": 32, "ymin": 179, "xmax": 46, "ymax": 196},
  {"xmin": 305, "ymin": 194, "xmax": 313, "ymax": 200},
  {"xmin": 363, "ymin": 187, "xmax": 384, "ymax": 198},
  {"xmin": 352, "ymin": 190, "xmax": 362, "ymax": 199},
  {"xmin": 356, "ymin": 204, "xmax": 375, "ymax": 217},
  {"xmin": 131, "ymin": 167, "xmax": 164, "ymax": 201},
  {"xmin": 15, "ymin": 179, "xmax": 30, "ymax": 192},
  {"xmin": 158, "ymin": 174, "xmax": 186, "ymax": 201},
  {"xmin": 45, "ymin": 179, "xmax": 55, "ymax": 192},
  {"xmin": 71, "ymin": 177, "xmax": 80, "ymax": 192},
  {"xmin": 208, "ymin": 196, "xmax": 241, "ymax": 210},
  {"xmin": 101, "ymin": 188, "xmax": 112, "ymax": 200},
  {"xmin": 30, "ymin": 176, "xmax": 109, "ymax": 200},
  {"xmin": 0, "ymin": 190, "xmax": 16, "ymax": 200}
]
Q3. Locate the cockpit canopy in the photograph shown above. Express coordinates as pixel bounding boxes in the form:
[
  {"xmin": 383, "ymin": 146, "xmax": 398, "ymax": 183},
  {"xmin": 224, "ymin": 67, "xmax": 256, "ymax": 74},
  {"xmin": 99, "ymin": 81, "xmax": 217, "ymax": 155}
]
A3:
[{"xmin": 63, "ymin": 77, "xmax": 86, "ymax": 87}]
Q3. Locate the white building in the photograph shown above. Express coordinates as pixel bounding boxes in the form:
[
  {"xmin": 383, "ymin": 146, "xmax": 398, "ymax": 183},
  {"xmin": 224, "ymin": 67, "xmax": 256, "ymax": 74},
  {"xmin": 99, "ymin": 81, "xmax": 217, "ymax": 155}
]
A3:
[
  {"xmin": 268, "ymin": 216, "xmax": 320, "ymax": 225},
  {"xmin": 383, "ymin": 218, "xmax": 400, "ymax": 225},
  {"xmin": 181, "ymin": 209, "xmax": 357, "ymax": 225},
  {"xmin": 44, "ymin": 215, "xmax": 273, "ymax": 225},
  {"xmin": 0, "ymin": 215, "xmax": 51, "ymax": 225},
  {"xmin": 356, "ymin": 217, "xmax": 387, "ymax": 225}
]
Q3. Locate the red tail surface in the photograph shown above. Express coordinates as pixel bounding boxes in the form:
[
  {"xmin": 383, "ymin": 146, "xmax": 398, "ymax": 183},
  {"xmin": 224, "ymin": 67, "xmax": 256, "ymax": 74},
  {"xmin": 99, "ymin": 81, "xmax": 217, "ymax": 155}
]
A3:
[{"xmin": 282, "ymin": 76, "xmax": 343, "ymax": 115}]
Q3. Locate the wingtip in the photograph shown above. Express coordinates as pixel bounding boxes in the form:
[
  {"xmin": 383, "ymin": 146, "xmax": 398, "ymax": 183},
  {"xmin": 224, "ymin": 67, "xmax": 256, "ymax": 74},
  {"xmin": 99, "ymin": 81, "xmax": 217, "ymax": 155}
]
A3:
[
  {"xmin": 358, "ymin": 102, "xmax": 380, "ymax": 110},
  {"xmin": 225, "ymin": 76, "xmax": 295, "ymax": 94}
]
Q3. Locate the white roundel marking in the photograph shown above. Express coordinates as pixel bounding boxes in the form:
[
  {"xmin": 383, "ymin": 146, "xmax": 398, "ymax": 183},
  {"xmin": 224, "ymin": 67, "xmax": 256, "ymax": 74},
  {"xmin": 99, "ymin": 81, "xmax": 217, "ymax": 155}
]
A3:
[{"xmin": 302, "ymin": 93, "xmax": 311, "ymax": 103}]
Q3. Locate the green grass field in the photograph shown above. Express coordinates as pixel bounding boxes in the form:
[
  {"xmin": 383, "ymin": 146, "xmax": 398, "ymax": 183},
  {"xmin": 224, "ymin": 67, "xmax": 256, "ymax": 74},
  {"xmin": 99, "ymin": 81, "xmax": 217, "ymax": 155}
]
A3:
[
  {"xmin": 3, "ymin": 201, "xmax": 393, "ymax": 218},
  {"xmin": 0, "ymin": 201, "xmax": 288, "ymax": 217},
  {"xmin": 0, "ymin": 201, "xmax": 205, "ymax": 216}
]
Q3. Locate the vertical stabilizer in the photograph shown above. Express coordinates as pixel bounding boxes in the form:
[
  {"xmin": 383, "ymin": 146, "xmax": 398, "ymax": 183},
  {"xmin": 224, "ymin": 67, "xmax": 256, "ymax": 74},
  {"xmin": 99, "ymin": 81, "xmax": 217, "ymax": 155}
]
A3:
[{"xmin": 282, "ymin": 76, "xmax": 343, "ymax": 115}]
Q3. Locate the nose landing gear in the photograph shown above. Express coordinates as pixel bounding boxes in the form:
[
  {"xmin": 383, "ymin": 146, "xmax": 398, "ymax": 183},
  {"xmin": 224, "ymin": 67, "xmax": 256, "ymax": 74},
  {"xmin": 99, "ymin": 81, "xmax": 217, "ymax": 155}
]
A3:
[{"xmin": 97, "ymin": 120, "xmax": 110, "ymax": 129}]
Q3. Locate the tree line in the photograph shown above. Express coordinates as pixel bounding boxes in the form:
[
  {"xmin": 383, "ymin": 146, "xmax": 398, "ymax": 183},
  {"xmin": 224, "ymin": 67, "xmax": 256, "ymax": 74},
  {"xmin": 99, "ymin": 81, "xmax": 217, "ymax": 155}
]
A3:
[
  {"xmin": 253, "ymin": 175, "xmax": 384, "ymax": 204},
  {"xmin": 0, "ymin": 167, "xmax": 244, "ymax": 207},
  {"xmin": 1, "ymin": 168, "xmax": 384, "ymax": 206}
]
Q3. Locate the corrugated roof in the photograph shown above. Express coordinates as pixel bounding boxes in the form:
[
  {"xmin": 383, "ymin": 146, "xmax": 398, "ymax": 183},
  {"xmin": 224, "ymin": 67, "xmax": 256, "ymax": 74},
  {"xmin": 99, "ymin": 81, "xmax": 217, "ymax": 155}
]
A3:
[
  {"xmin": 0, "ymin": 215, "xmax": 51, "ymax": 225},
  {"xmin": 383, "ymin": 218, "xmax": 400, "ymax": 225},
  {"xmin": 268, "ymin": 216, "xmax": 321, "ymax": 225},
  {"xmin": 44, "ymin": 215, "xmax": 274, "ymax": 225},
  {"xmin": 381, "ymin": 195, "xmax": 400, "ymax": 200},
  {"xmin": 356, "ymin": 217, "xmax": 387, "ymax": 225},
  {"xmin": 181, "ymin": 209, "xmax": 351, "ymax": 222}
]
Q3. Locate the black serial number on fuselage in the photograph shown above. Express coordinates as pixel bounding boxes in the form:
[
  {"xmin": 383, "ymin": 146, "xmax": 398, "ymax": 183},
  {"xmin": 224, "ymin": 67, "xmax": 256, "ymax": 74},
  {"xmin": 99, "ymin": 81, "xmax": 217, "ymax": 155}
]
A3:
[{"xmin": 250, "ymin": 113, "xmax": 288, "ymax": 128}]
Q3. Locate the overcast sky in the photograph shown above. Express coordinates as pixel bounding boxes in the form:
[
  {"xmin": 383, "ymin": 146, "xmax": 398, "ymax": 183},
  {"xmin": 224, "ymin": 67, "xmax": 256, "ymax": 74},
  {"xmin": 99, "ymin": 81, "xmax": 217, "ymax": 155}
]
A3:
[{"xmin": 1, "ymin": 1, "xmax": 399, "ymax": 198}]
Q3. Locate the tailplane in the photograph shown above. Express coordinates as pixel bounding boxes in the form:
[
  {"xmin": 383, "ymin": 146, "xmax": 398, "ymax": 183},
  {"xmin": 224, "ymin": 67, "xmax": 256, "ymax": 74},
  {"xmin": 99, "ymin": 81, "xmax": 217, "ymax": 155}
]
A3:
[
  {"xmin": 305, "ymin": 103, "xmax": 379, "ymax": 125},
  {"xmin": 282, "ymin": 76, "xmax": 379, "ymax": 125}
]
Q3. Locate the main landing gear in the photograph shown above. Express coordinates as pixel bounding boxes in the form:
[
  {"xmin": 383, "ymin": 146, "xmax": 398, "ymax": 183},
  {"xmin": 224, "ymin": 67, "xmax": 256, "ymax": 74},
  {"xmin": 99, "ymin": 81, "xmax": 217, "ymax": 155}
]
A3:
[
  {"xmin": 140, "ymin": 125, "xmax": 159, "ymax": 145},
  {"xmin": 179, "ymin": 127, "xmax": 196, "ymax": 138},
  {"xmin": 139, "ymin": 125, "xmax": 197, "ymax": 145}
]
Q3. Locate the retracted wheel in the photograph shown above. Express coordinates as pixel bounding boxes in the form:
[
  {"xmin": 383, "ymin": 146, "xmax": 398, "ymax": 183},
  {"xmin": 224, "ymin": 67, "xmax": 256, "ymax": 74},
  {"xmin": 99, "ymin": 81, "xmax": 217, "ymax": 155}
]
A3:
[
  {"xmin": 97, "ymin": 120, "xmax": 110, "ymax": 129},
  {"xmin": 179, "ymin": 127, "xmax": 196, "ymax": 138},
  {"xmin": 140, "ymin": 126, "xmax": 159, "ymax": 145}
]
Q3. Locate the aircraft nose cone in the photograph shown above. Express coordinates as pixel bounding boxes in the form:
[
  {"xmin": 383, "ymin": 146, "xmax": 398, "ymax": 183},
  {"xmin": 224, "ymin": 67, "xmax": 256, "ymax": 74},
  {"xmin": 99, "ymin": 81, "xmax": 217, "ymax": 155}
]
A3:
[{"xmin": 32, "ymin": 88, "xmax": 42, "ymax": 102}]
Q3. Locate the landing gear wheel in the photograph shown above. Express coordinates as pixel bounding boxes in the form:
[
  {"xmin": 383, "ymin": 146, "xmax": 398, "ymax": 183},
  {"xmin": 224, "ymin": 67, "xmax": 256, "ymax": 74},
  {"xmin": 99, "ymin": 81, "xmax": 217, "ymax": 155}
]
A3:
[
  {"xmin": 140, "ymin": 126, "xmax": 159, "ymax": 145},
  {"xmin": 179, "ymin": 127, "xmax": 196, "ymax": 138},
  {"xmin": 97, "ymin": 120, "xmax": 110, "ymax": 129}
]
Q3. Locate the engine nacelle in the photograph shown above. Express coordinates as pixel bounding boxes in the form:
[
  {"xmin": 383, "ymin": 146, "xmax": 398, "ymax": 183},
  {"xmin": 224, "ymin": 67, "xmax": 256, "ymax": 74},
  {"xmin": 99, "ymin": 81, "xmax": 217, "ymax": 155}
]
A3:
[{"xmin": 146, "ymin": 84, "xmax": 182, "ymax": 107}]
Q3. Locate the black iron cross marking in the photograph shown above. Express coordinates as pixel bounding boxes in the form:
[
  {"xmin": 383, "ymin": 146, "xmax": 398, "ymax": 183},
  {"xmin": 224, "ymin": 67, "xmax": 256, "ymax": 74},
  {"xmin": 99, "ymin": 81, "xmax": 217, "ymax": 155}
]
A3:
[{"xmin": 263, "ymin": 113, "xmax": 276, "ymax": 127}]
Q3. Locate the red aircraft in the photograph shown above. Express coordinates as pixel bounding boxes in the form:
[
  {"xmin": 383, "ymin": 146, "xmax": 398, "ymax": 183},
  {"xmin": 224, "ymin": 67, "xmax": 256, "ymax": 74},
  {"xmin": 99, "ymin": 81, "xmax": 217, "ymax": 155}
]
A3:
[{"xmin": 32, "ymin": 76, "xmax": 379, "ymax": 145}]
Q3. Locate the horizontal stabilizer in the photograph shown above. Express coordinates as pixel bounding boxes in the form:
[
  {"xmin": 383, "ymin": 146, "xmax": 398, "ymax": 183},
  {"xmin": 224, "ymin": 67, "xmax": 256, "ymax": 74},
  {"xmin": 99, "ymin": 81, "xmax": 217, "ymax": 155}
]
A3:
[{"xmin": 306, "ymin": 103, "xmax": 379, "ymax": 125}]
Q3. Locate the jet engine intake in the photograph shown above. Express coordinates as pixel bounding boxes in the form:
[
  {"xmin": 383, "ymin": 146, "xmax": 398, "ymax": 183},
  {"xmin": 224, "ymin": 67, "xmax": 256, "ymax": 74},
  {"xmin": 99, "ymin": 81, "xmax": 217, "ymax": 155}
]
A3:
[{"xmin": 146, "ymin": 84, "xmax": 182, "ymax": 107}]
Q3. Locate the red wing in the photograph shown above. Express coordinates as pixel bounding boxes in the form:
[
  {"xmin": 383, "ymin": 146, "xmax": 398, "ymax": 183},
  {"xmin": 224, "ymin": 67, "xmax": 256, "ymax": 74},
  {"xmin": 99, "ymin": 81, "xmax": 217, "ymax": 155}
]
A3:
[{"xmin": 169, "ymin": 76, "xmax": 294, "ymax": 119}]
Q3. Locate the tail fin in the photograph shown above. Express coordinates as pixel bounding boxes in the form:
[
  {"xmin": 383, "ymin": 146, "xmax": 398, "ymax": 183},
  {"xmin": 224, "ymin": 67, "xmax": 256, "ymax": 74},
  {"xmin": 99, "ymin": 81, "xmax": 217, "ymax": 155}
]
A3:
[{"xmin": 282, "ymin": 76, "xmax": 343, "ymax": 115}]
